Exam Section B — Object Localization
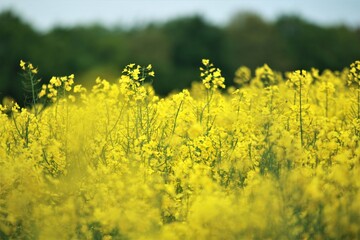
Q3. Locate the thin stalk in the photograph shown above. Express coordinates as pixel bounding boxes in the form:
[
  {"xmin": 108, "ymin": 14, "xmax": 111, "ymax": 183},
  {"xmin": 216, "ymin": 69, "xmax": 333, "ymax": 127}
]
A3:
[
  {"xmin": 171, "ymin": 99, "xmax": 184, "ymax": 135},
  {"xmin": 29, "ymin": 72, "xmax": 38, "ymax": 116},
  {"xmin": 299, "ymin": 78, "xmax": 304, "ymax": 147},
  {"xmin": 206, "ymin": 89, "xmax": 214, "ymax": 132},
  {"xmin": 145, "ymin": 102, "xmax": 151, "ymax": 142}
]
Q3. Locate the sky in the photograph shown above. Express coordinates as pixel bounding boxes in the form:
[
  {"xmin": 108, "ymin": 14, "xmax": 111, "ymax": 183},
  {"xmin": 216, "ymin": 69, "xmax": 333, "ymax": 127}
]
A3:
[{"xmin": 0, "ymin": 0, "xmax": 360, "ymax": 31}]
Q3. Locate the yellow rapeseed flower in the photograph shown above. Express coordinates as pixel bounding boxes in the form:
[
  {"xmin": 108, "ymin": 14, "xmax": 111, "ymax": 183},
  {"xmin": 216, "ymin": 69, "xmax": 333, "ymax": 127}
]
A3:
[
  {"xmin": 19, "ymin": 60, "xmax": 26, "ymax": 70},
  {"xmin": 202, "ymin": 59, "xmax": 209, "ymax": 66}
]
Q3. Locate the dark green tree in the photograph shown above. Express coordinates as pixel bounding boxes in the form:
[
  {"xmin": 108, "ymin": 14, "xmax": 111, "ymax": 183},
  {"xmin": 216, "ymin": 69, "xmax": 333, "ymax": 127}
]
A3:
[{"xmin": 0, "ymin": 11, "xmax": 41, "ymax": 104}]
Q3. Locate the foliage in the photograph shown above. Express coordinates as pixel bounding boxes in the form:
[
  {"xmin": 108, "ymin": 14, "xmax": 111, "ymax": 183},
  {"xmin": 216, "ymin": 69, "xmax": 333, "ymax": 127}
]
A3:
[{"xmin": 0, "ymin": 59, "xmax": 360, "ymax": 239}]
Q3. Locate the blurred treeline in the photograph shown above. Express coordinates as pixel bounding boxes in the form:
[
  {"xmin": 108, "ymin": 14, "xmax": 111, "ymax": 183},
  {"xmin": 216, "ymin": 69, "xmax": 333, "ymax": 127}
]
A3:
[{"xmin": 1, "ymin": 10, "xmax": 360, "ymax": 104}]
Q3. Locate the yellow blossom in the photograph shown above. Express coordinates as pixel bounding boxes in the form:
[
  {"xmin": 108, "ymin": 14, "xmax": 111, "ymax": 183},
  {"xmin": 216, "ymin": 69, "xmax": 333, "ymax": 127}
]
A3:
[{"xmin": 19, "ymin": 60, "xmax": 26, "ymax": 70}]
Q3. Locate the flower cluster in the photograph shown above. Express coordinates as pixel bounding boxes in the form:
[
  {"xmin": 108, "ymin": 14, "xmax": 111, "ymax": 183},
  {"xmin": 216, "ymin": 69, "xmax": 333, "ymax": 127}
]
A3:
[
  {"xmin": 38, "ymin": 74, "xmax": 86, "ymax": 103},
  {"xmin": 20, "ymin": 59, "xmax": 38, "ymax": 74},
  {"xmin": 234, "ymin": 65, "xmax": 251, "ymax": 87},
  {"xmin": 122, "ymin": 63, "xmax": 155, "ymax": 86},
  {"xmin": 254, "ymin": 64, "xmax": 276, "ymax": 87},
  {"xmin": 41, "ymin": 75, "xmax": 73, "ymax": 100},
  {"xmin": 200, "ymin": 59, "xmax": 225, "ymax": 89},
  {"xmin": 348, "ymin": 60, "xmax": 360, "ymax": 87}
]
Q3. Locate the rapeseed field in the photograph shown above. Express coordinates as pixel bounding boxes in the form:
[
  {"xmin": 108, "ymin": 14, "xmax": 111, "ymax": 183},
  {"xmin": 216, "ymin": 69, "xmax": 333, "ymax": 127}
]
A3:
[{"xmin": 0, "ymin": 59, "xmax": 359, "ymax": 239}]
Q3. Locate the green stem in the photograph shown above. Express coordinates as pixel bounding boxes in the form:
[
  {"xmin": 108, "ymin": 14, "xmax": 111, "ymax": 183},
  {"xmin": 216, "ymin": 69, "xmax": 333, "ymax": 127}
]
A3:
[
  {"xmin": 145, "ymin": 102, "xmax": 151, "ymax": 142},
  {"xmin": 29, "ymin": 72, "xmax": 38, "ymax": 116},
  {"xmin": 206, "ymin": 89, "xmax": 214, "ymax": 132},
  {"xmin": 171, "ymin": 99, "xmax": 184, "ymax": 135}
]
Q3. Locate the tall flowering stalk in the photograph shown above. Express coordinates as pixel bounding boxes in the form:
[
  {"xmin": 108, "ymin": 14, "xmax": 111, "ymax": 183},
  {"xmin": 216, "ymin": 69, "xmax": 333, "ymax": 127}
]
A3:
[
  {"xmin": 348, "ymin": 61, "xmax": 360, "ymax": 118},
  {"xmin": 348, "ymin": 60, "xmax": 360, "ymax": 137},
  {"xmin": 120, "ymin": 63, "xmax": 155, "ymax": 140},
  {"xmin": 199, "ymin": 59, "xmax": 225, "ymax": 132},
  {"xmin": 19, "ymin": 60, "xmax": 41, "ymax": 116},
  {"xmin": 315, "ymin": 69, "xmax": 336, "ymax": 118},
  {"xmin": 286, "ymin": 70, "xmax": 312, "ymax": 147}
]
